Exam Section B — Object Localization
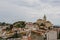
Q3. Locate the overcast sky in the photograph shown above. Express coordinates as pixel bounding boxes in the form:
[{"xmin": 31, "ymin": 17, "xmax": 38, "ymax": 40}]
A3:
[{"xmin": 0, "ymin": 0, "xmax": 60, "ymax": 25}]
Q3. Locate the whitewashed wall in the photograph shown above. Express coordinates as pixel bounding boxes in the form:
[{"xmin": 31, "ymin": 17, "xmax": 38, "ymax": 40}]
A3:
[{"xmin": 47, "ymin": 30, "xmax": 57, "ymax": 40}]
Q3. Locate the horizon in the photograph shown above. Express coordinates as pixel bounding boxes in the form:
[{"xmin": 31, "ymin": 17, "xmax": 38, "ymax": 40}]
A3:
[{"xmin": 0, "ymin": 0, "xmax": 60, "ymax": 25}]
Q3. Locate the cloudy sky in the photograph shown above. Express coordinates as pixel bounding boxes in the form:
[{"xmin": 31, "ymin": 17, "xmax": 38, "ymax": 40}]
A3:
[{"xmin": 0, "ymin": 0, "xmax": 60, "ymax": 25}]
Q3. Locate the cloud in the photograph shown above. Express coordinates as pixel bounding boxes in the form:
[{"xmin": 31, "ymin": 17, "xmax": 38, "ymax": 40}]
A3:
[{"xmin": 41, "ymin": 0, "xmax": 60, "ymax": 6}]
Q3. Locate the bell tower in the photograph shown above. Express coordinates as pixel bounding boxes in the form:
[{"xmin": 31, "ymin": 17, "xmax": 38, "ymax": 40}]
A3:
[{"xmin": 43, "ymin": 14, "xmax": 46, "ymax": 21}]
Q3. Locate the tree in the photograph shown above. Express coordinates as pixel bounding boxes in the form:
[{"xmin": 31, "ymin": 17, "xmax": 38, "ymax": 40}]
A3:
[
  {"xmin": 13, "ymin": 21, "xmax": 26, "ymax": 28},
  {"xmin": 12, "ymin": 31, "xmax": 19, "ymax": 38},
  {"xmin": 58, "ymin": 32, "xmax": 60, "ymax": 39},
  {"xmin": 6, "ymin": 25, "xmax": 13, "ymax": 31},
  {"xmin": 6, "ymin": 27, "xmax": 10, "ymax": 31},
  {"xmin": 1, "ymin": 22, "xmax": 6, "ymax": 26},
  {"xmin": 9, "ymin": 25, "xmax": 13, "ymax": 30}
]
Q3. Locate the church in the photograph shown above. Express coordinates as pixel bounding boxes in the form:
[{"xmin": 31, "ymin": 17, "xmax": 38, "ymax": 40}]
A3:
[
  {"xmin": 25, "ymin": 15, "xmax": 53, "ymax": 30},
  {"xmin": 36, "ymin": 15, "xmax": 53, "ymax": 29}
]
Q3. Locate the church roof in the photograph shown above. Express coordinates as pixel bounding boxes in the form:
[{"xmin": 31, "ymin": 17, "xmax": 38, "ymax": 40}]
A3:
[
  {"xmin": 46, "ymin": 21, "xmax": 51, "ymax": 23},
  {"xmin": 37, "ymin": 19, "xmax": 42, "ymax": 21}
]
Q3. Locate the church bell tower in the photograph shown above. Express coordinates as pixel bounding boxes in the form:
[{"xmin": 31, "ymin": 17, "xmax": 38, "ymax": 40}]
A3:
[{"xmin": 43, "ymin": 15, "xmax": 46, "ymax": 21}]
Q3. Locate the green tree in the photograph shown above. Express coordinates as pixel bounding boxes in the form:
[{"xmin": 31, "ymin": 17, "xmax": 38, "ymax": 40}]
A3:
[
  {"xmin": 6, "ymin": 25, "xmax": 13, "ymax": 31},
  {"xmin": 13, "ymin": 21, "xmax": 26, "ymax": 28},
  {"xmin": 9, "ymin": 25, "xmax": 13, "ymax": 30},
  {"xmin": 6, "ymin": 27, "xmax": 10, "ymax": 31},
  {"xmin": 1, "ymin": 22, "xmax": 6, "ymax": 26}
]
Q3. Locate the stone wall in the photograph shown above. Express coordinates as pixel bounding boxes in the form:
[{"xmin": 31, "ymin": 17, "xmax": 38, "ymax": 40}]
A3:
[{"xmin": 31, "ymin": 32, "xmax": 44, "ymax": 40}]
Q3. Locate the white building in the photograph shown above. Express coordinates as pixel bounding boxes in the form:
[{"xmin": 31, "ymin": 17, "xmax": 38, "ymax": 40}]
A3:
[{"xmin": 46, "ymin": 30, "xmax": 57, "ymax": 40}]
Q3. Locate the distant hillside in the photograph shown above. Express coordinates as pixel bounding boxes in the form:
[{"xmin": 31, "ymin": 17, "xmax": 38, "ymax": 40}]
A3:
[{"xmin": 53, "ymin": 25, "xmax": 60, "ymax": 28}]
